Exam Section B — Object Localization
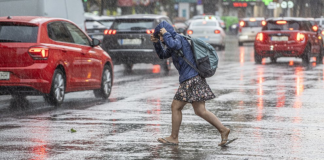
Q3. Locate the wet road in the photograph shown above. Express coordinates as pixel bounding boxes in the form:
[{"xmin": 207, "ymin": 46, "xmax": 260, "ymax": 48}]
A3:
[{"xmin": 1, "ymin": 35, "xmax": 324, "ymax": 159}]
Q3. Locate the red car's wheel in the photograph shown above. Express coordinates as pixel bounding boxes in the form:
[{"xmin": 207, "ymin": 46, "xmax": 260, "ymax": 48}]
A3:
[
  {"xmin": 44, "ymin": 69, "xmax": 65, "ymax": 106},
  {"xmin": 302, "ymin": 44, "xmax": 311, "ymax": 65},
  {"xmin": 94, "ymin": 65, "xmax": 112, "ymax": 99},
  {"xmin": 254, "ymin": 51, "xmax": 262, "ymax": 64}
]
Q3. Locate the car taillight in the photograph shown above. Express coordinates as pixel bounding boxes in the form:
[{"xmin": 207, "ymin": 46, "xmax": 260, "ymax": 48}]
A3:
[
  {"xmin": 321, "ymin": 30, "xmax": 324, "ymax": 35},
  {"xmin": 261, "ymin": 20, "xmax": 266, "ymax": 26},
  {"xmin": 239, "ymin": 21, "xmax": 245, "ymax": 27},
  {"xmin": 28, "ymin": 47, "xmax": 49, "ymax": 60},
  {"xmin": 312, "ymin": 25, "xmax": 318, "ymax": 32},
  {"xmin": 214, "ymin": 30, "xmax": 220, "ymax": 34},
  {"xmin": 104, "ymin": 29, "xmax": 116, "ymax": 35},
  {"xmin": 187, "ymin": 30, "xmax": 193, "ymax": 35},
  {"xmin": 276, "ymin": 21, "xmax": 287, "ymax": 24},
  {"xmin": 296, "ymin": 33, "xmax": 305, "ymax": 41},
  {"xmin": 146, "ymin": 29, "xmax": 154, "ymax": 34},
  {"xmin": 256, "ymin": 33, "xmax": 263, "ymax": 42}
]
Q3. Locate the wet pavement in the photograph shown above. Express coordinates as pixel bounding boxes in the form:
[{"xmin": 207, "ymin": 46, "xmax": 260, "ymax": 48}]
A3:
[{"xmin": 1, "ymin": 35, "xmax": 324, "ymax": 159}]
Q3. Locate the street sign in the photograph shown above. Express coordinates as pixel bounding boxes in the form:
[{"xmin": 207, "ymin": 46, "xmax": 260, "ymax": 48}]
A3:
[
  {"xmin": 281, "ymin": 1, "xmax": 287, "ymax": 8},
  {"xmin": 288, "ymin": 1, "xmax": 294, "ymax": 8}
]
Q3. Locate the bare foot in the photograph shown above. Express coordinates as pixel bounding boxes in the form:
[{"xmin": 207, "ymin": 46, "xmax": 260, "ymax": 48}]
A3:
[
  {"xmin": 218, "ymin": 128, "xmax": 230, "ymax": 146},
  {"xmin": 157, "ymin": 136, "xmax": 179, "ymax": 145}
]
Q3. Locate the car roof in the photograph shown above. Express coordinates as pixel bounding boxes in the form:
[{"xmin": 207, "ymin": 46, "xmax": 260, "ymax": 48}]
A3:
[
  {"xmin": 240, "ymin": 17, "xmax": 265, "ymax": 21},
  {"xmin": 85, "ymin": 15, "xmax": 115, "ymax": 21},
  {"xmin": 0, "ymin": 16, "xmax": 69, "ymax": 24},
  {"xmin": 266, "ymin": 17, "xmax": 310, "ymax": 21},
  {"xmin": 115, "ymin": 14, "xmax": 169, "ymax": 19}
]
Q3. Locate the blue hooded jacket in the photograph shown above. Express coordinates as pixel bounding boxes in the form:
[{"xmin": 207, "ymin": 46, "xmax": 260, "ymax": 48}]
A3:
[{"xmin": 153, "ymin": 21, "xmax": 198, "ymax": 83}]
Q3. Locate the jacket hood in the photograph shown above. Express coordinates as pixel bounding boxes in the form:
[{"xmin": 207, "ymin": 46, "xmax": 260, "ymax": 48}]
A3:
[{"xmin": 154, "ymin": 21, "xmax": 177, "ymax": 38}]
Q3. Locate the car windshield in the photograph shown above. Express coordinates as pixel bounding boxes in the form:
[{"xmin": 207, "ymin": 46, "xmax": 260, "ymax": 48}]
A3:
[
  {"xmin": 85, "ymin": 21, "xmax": 106, "ymax": 29},
  {"xmin": 0, "ymin": 23, "xmax": 38, "ymax": 43},
  {"xmin": 242, "ymin": 20, "xmax": 263, "ymax": 27},
  {"xmin": 263, "ymin": 21, "xmax": 301, "ymax": 30},
  {"xmin": 111, "ymin": 19, "xmax": 154, "ymax": 30},
  {"xmin": 191, "ymin": 20, "xmax": 217, "ymax": 27}
]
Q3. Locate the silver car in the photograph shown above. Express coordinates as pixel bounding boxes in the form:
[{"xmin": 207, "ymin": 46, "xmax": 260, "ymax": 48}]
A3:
[
  {"xmin": 186, "ymin": 19, "xmax": 226, "ymax": 50},
  {"xmin": 238, "ymin": 17, "xmax": 265, "ymax": 46}
]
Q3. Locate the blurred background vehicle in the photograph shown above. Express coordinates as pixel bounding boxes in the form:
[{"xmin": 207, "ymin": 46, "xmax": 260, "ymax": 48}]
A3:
[
  {"xmin": 229, "ymin": 23, "xmax": 239, "ymax": 35},
  {"xmin": 84, "ymin": 13, "xmax": 115, "ymax": 42},
  {"xmin": 101, "ymin": 14, "xmax": 173, "ymax": 72},
  {"xmin": 186, "ymin": 19, "xmax": 226, "ymax": 50},
  {"xmin": 0, "ymin": 16, "xmax": 113, "ymax": 106},
  {"xmin": 0, "ymin": 0, "xmax": 86, "ymax": 31},
  {"xmin": 174, "ymin": 22, "xmax": 188, "ymax": 35},
  {"xmin": 186, "ymin": 15, "xmax": 226, "ymax": 31},
  {"xmin": 254, "ymin": 17, "xmax": 323, "ymax": 64},
  {"xmin": 238, "ymin": 17, "xmax": 265, "ymax": 46}
]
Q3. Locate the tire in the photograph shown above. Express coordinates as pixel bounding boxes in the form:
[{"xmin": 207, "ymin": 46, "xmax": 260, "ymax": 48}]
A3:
[
  {"xmin": 123, "ymin": 63, "xmax": 133, "ymax": 72},
  {"xmin": 161, "ymin": 59, "xmax": 171, "ymax": 73},
  {"xmin": 316, "ymin": 46, "xmax": 323, "ymax": 64},
  {"xmin": 238, "ymin": 42, "xmax": 243, "ymax": 46},
  {"xmin": 93, "ymin": 65, "xmax": 112, "ymax": 99},
  {"xmin": 270, "ymin": 57, "xmax": 277, "ymax": 63},
  {"xmin": 302, "ymin": 44, "xmax": 311, "ymax": 65},
  {"xmin": 44, "ymin": 69, "xmax": 65, "ymax": 106},
  {"xmin": 254, "ymin": 51, "xmax": 262, "ymax": 64}
]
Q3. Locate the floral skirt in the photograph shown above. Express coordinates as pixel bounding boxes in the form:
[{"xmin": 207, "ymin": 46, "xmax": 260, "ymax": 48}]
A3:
[{"xmin": 174, "ymin": 75, "xmax": 216, "ymax": 103}]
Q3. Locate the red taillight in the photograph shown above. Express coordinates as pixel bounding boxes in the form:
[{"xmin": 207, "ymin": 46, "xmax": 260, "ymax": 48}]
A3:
[
  {"xmin": 146, "ymin": 29, "xmax": 155, "ymax": 34},
  {"xmin": 261, "ymin": 20, "xmax": 266, "ymax": 26},
  {"xmin": 104, "ymin": 29, "xmax": 117, "ymax": 35},
  {"xmin": 321, "ymin": 30, "xmax": 324, "ymax": 35},
  {"xmin": 187, "ymin": 30, "xmax": 193, "ymax": 35},
  {"xmin": 239, "ymin": 28, "xmax": 242, "ymax": 33},
  {"xmin": 214, "ymin": 30, "xmax": 220, "ymax": 34},
  {"xmin": 239, "ymin": 21, "xmax": 245, "ymax": 27},
  {"xmin": 296, "ymin": 33, "xmax": 305, "ymax": 41},
  {"xmin": 28, "ymin": 47, "xmax": 49, "ymax": 60},
  {"xmin": 312, "ymin": 25, "xmax": 318, "ymax": 32},
  {"xmin": 256, "ymin": 33, "xmax": 263, "ymax": 42}
]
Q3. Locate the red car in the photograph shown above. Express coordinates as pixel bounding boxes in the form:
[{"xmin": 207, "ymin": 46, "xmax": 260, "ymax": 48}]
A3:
[
  {"xmin": 0, "ymin": 16, "xmax": 113, "ymax": 106},
  {"xmin": 254, "ymin": 17, "xmax": 323, "ymax": 64}
]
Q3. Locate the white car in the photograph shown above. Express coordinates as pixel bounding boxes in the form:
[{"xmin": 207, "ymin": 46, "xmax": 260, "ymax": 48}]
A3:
[
  {"xmin": 186, "ymin": 19, "xmax": 226, "ymax": 50},
  {"xmin": 238, "ymin": 17, "xmax": 265, "ymax": 46}
]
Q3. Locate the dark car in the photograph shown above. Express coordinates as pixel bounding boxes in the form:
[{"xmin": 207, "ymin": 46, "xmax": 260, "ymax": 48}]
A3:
[
  {"xmin": 101, "ymin": 14, "xmax": 173, "ymax": 72},
  {"xmin": 254, "ymin": 17, "xmax": 323, "ymax": 64},
  {"xmin": 0, "ymin": 16, "xmax": 113, "ymax": 106}
]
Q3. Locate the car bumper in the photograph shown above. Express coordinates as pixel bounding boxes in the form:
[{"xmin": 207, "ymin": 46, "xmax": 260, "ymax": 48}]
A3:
[
  {"xmin": 108, "ymin": 49, "xmax": 165, "ymax": 65},
  {"xmin": 254, "ymin": 42, "xmax": 306, "ymax": 57},
  {"xmin": 0, "ymin": 63, "xmax": 52, "ymax": 95},
  {"xmin": 238, "ymin": 35, "xmax": 256, "ymax": 43}
]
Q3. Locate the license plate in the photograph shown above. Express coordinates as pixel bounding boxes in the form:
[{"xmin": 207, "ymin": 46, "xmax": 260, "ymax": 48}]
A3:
[
  {"xmin": 0, "ymin": 72, "xmax": 10, "ymax": 80},
  {"xmin": 119, "ymin": 39, "xmax": 141, "ymax": 45},
  {"xmin": 92, "ymin": 35, "xmax": 103, "ymax": 40},
  {"xmin": 272, "ymin": 36, "xmax": 288, "ymax": 41},
  {"xmin": 240, "ymin": 35, "xmax": 248, "ymax": 40}
]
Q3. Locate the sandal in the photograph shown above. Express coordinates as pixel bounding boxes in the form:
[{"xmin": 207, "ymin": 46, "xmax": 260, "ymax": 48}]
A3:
[
  {"xmin": 218, "ymin": 138, "xmax": 238, "ymax": 147},
  {"xmin": 157, "ymin": 138, "xmax": 179, "ymax": 145}
]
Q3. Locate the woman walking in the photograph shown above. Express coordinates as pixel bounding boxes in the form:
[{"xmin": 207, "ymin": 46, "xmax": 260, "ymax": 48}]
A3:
[{"xmin": 150, "ymin": 21, "xmax": 236, "ymax": 147}]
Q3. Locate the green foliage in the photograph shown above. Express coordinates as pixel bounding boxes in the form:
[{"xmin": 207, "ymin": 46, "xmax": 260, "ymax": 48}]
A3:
[{"xmin": 70, "ymin": 128, "xmax": 77, "ymax": 133}]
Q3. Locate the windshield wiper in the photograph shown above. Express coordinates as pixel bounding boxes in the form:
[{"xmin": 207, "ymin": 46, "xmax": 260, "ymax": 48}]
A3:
[{"xmin": 0, "ymin": 39, "xmax": 22, "ymax": 42}]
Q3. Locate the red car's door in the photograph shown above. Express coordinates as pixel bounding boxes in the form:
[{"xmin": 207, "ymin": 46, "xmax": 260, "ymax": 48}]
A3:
[
  {"xmin": 63, "ymin": 22, "xmax": 102, "ymax": 88},
  {"xmin": 47, "ymin": 21, "xmax": 85, "ymax": 90}
]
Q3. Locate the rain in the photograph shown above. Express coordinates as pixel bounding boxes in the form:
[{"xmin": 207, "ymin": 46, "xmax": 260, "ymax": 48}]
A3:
[{"xmin": 1, "ymin": 0, "xmax": 324, "ymax": 159}]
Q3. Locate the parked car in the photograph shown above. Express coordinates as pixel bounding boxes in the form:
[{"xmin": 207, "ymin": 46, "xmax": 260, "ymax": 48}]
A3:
[
  {"xmin": 101, "ymin": 14, "xmax": 173, "ymax": 72},
  {"xmin": 0, "ymin": 16, "xmax": 113, "ymax": 106},
  {"xmin": 238, "ymin": 17, "xmax": 265, "ymax": 46},
  {"xmin": 0, "ymin": 0, "xmax": 86, "ymax": 31},
  {"xmin": 254, "ymin": 17, "xmax": 323, "ymax": 64},
  {"xmin": 186, "ymin": 19, "xmax": 226, "ymax": 50}
]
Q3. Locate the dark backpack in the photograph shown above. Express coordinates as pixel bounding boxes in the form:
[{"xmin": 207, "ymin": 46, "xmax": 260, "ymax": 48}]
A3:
[{"xmin": 176, "ymin": 35, "xmax": 219, "ymax": 78}]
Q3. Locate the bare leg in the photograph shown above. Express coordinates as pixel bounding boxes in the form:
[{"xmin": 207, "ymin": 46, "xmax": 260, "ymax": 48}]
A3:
[
  {"xmin": 158, "ymin": 100, "xmax": 187, "ymax": 144},
  {"xmin": 192, "ymin": 101, "xmax": 230, "ymax": 146}
]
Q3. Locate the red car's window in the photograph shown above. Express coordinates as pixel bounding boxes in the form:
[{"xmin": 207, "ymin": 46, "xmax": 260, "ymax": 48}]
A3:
[
  {"xmin": 263, "ymin": 21, "xmax": 301, "ymax": 31},
  {"xmin": 64, "ymin": 22, "xmax": 90, "ymax": 46},
  {"xmin": 47, "ymin": 21, "xmax": 73, "ymax": 43},
  {"xmin": 0, "ymin": 23, "xmax": 38, "ymax": 43}
]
